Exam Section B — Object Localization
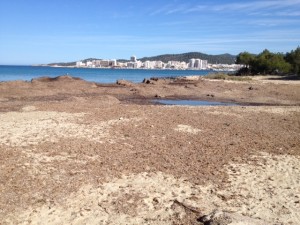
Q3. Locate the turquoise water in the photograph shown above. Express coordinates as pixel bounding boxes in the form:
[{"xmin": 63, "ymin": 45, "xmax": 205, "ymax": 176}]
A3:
[
  {"xmin": 154, "ymin": 99, "xmax": 237, "ymax": 106},
  {"xmin": 0, "ymin": 65, "xmax": 212, "ymax": 83}
]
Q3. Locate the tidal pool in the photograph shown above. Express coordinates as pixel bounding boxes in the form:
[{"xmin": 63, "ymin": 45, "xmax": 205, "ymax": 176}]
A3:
[{"xmin": 154, "ymin": 99, "xmax": 238, "ymax": 106}]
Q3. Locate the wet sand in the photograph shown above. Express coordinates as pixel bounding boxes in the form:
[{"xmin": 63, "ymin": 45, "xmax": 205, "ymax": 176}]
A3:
[{"xmin": 0, "ymin": 75, "xmax": 299, "ymax": 224}]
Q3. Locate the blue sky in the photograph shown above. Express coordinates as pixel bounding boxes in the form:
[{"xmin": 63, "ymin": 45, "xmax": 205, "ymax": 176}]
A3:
[{"xmin": 0, "ymin": 0, "xmax": 300, "ymax": 65}]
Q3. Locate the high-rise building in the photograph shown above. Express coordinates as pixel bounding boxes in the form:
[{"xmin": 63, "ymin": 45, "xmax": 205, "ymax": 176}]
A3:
[
  {"xmin": 130, "ymin": 55, "xmax": 137, "ymax": 62},
  {"xmin": 202, "ymin": 60, "xmax": 208, "ymax": 69},
  {"xmin": 155, "ymin": 61, "xmax": 163, "ymax": 69},
  {"xmin": 191, "ymin": 59, "xmax": 208, "ymax": 69},
  {"xmin": 144, "ymin": 61, "xmax": 153, "ymax": 69},
  {"xmin": 194, "ymin": 59, "xmax": 201, "ymax": 69},
  {"xmin": 100, "ymin": 60, "xmax": 110, "ymax": 67},
  {"xmin": 189, "ymin": 58, "xmax": 195, "ymax": 68}
]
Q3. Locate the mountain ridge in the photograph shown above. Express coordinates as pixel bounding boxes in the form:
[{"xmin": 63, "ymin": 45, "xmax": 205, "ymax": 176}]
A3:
[
  {"xmin": 47, "ymin": 52, "xmax": 237, "ymax": 66},
  {"xmin": 138, "ymin": 52, "xmax": 236, "ymax": 64}
]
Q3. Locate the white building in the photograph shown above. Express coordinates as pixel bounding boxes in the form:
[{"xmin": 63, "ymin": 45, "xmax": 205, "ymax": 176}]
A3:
[
  {"xmin": 136, "ymin": 61, "xmax": 143, "ymax": 68},
  {"xmin": 94, "ymin": 60, "xmax": 101, "ymax": 67},
  {"xmin": 126, "ymin": 62, "xmax": 134, "ymax": 68},
  {"xmin": 117, "ymin": 62, "xmax": 127, "ymax": 68},
  {"xmin": 144, "ymin": 60, "xmax": 155, "ymax": 69},
  {"xmin": 189, "ymin": 58, "xmax": 195, "ymax": 68},
  {"xmin": 110, "ymin": 59, "xmax": 117, "ymax": 67},
  {"xmin": 86, "ymin": 61, "xmax": 93, "ymax": 67},
  {"xmin": 201, "ymin": 60, "xmax": 208, "ymax": 69},
  {"xmin": 194, "ymin": 59, "xmax": 201, "ymax": 69},
  {"xmin": 76, "ymin": 61, "xmax": 85, "ymax": 67},
  {"xmin": 100, "ymin": 60, "xmax": 110, "ymax": 67},
  {"xmin": 190, "ymin": 59, "xmax": 208, "ymax": 69},
  {"xmin": 155, "ymin": 61, "xmax": 163, "ymax": 69},
  {"xmin": 126, "ymin": 61, "xmax": 143, "ymax": 69}
]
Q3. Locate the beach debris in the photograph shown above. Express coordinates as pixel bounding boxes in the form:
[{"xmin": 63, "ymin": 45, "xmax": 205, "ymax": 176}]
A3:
[
  {"xmin": 154, "ymin": 94, "xmax": 162, "ymax": 98},
  {"xmin": 175, "ymin": 124, "xmax": 201, "ymax": 134},
  {"xmin": 173, "ymin": 199, "xmax": 201, "ymax": 214},
  {"xmin": 206, "ymin": 94, "xmax": 215, "ymax": 97},
  {"xmin": 198, "ymin": 210, "xmax": 268, "ymax": 225}
]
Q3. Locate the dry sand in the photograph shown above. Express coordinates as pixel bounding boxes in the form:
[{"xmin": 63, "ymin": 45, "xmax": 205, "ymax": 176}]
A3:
[
  {"xmin": 5, "ymin": 153, "xmax": 300, "ymax": 225},
  {"xmin": 0, "ymin": 75, "xmax": 300, "ymax": 224}
]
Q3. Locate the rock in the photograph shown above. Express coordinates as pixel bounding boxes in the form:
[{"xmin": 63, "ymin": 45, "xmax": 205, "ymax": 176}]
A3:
[
  {"xmin": 198, "ymin": 210, "xmax": 268, "ymax": 225},
  {"xmin": 153, "ymin": 197, "xmax": 159, "ymax": 204},
  {"xmin": 116, "ymin": 79, "xmax": 134, "ymax": 86},
  {"xmin": 143, "ymin": 79, "xmax": 151, "ymax": 84},
  {"xmin": 31, "ymin": 75, "xmax": 82, "ymax": 83}
]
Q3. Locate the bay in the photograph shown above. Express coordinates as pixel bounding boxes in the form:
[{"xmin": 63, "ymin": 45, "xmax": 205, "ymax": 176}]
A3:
[{"xmin": 0, "ymin": 65, "xmax": 212, "ymax": 83}]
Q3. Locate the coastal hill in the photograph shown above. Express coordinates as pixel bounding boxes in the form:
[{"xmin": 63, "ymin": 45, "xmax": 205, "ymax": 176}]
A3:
[
  {"xmin": 138, "ymin": 52, "xmax": 236, "ymax": 64},
  {"xmin": 47, "ymin": 52, "xmax": 236, "ymax": 66}
]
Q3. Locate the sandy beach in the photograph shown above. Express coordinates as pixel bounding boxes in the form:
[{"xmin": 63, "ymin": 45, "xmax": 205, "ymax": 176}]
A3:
[{"xmin": 0, "ymin": 75, "xmax": 299, "ymax": 224}]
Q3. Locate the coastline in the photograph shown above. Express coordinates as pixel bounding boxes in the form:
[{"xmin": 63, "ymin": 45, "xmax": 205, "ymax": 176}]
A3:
[
  {"xmin": 38, "ymin": 64, "xmax": 216, "ymax": 71},
  {"xmin": 0, "ymin": 75, "xmax": 299, "ymax": 224}
]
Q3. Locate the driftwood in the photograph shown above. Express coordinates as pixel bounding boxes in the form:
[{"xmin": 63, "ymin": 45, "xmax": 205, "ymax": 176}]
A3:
[{"xmin": 173, "ymin": 199, "xmax": 202, "ymax": 214}]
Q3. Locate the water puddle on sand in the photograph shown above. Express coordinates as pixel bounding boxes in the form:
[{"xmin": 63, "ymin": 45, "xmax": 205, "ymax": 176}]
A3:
[{"xmin": 154, "ymin": 99, "xmax": 238, "ymax": 106}]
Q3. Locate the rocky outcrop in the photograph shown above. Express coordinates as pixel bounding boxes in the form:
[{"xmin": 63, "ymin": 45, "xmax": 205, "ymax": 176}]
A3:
[
  {"xmin": 116, "ymin": 79, "xmax": 134, "ymax": 86},
  {"xmin": 31, "ymin": 75, "xmax": 82, "ymax": 83}
]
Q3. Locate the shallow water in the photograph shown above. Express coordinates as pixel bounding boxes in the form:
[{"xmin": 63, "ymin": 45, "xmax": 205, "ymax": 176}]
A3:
[
  {"xmin": 0, "ymin": 65, "xmax": 213, "ymax": 83},
  {"xmin": 154, "ymin": 99, "xmax": 238, "ymax": 106}
]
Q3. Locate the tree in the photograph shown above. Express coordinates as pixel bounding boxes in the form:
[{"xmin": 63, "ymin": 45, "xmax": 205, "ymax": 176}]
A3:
[
  {"xmin": 237, "ymin": 49, "xmax": 291, "ymax": 75},
  {"xmin": 286, "ymin": 47, "xmax": 300, "ymax": 76},
  {"xmin": 236, "ymin": 52, "xmax": 255, "ymax": 68},
  {"xmin": 251, "ymin": 50, "xmax": 291, "ymax": 75}
]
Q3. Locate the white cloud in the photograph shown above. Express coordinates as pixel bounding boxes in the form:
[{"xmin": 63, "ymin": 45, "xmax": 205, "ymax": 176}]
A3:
[
  {"xmin": 150, "ymin": 0, "xmax": 300, "ymax": 15},
  {"xmin": 165, "ymin": 4, "xmax": 188, "ymax": 15},
  {"xmin": 150, "ymin": 4, "xmax": 174, "ymax": 16},
  {"xmin": 235, "ymin": 18, "xmax": 300, "ymax": 26},
  {"xmin": 211, "ymin": 0, "xmax": 300, "ymax": 12},
  {"xmin": 276, "ymin": 11, "xmax": 300, "ymax": 16}
]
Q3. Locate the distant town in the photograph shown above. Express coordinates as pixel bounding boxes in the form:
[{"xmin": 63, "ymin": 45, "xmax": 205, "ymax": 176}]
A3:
[{"xmin": 51, "ymin": 55, "xmax": 243, "ymax": 71}]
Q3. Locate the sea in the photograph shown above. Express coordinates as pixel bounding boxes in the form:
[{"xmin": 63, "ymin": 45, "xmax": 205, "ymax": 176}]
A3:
[{"xmin": 0, "ymin": 65, "xmax": 213, "ymax": 83}]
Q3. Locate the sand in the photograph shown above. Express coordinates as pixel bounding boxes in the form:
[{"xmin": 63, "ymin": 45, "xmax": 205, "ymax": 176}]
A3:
[
  {"xmin": 4, "ymin": 153, "xmax": 299, "ymax": 225},
  {"xmin": 0, "ymin": 110, "xmax": 141, "ymax": 146},
  {"xmin": 0, "ymin": 75, "xmax": 300, "ymax": 224}
]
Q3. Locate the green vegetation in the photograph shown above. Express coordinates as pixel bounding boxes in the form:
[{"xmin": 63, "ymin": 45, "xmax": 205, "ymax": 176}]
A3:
[
  {"xmin": 205, "ymin": 73, "xmax": 252, "ymax": 81},
  {"xmin": 285, "ymin": 47, "xmax": 300, "ymax": 76},
  {"xmin": 48, "ymin": 61, "xmax": 77, "ymax": 66},
  {"xmin": 139, "ymin": 52, "xmax": 236, "ymax": 64},
  {"xmin": 236, "ymin": 47, "xmax": 300, "ymax": 77}
]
